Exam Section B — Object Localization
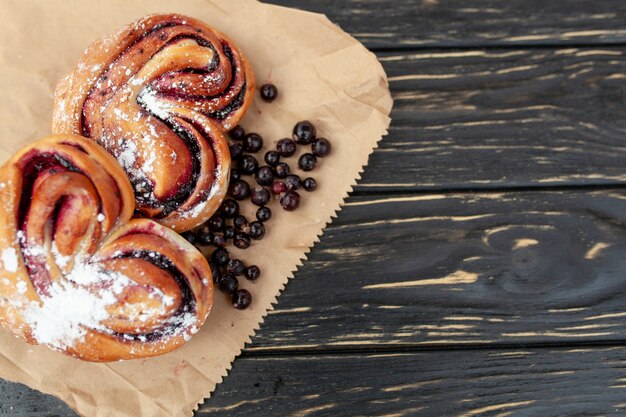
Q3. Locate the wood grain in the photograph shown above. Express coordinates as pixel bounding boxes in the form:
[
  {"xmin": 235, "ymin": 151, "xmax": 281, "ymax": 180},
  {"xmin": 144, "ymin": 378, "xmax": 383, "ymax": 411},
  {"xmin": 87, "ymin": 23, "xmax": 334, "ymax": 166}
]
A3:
[
  {"xmin": 8, "ymin": 188, "xmax": 626, "ymax": 415},
  {"xmin": 201, "ymin": 347, "xmax": 626, "ymax": 416},
  {"xmin": 7, "ymin": 345, "xmax": 626, "ymax": 416},
  {"xmin": 267, "ymin": 0, "xmax": 626, "ymax": 49},
  {"xmin": 0, "ymin": 380, "xmax": 75, "ymax": 417},
  {"xmin": 247, "ymin": 189, "xmax": 626, "ymax": 350},
  {"xmin": 8, "ymin": 2, "xmax": 626, "ymax": 416},
  {"xmin": 357, "ymin": 47, "xmax": 626, "ymax": 191}
]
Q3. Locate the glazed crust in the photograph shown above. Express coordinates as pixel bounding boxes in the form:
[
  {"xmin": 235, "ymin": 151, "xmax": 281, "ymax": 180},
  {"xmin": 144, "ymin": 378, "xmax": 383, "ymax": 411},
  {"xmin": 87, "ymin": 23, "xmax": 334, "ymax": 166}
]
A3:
[
  {"xmin": 0, "ymin": 135, "xmax": 213, "ymax": 362},
  {"xmin": 52, "ymin": 14, "xmax": 256, "ymax": 232}
]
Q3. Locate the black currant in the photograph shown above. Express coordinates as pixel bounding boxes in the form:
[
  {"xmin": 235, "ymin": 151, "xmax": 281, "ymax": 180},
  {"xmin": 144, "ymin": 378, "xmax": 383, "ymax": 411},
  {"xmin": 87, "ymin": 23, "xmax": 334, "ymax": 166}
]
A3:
[
  {"xmin": 251, "ymin": 187, "xmax": 271, "ymax": 206},
  {"xmin": 196, "ymin": 226, "xmax": 214, "ymax": 245},
  {"xmin": 213, "ymin": 234, "xmax": 227, "ymax": 248},
  {"xmin": 232, "ymin": 289, "xmax": 252, "ymax": 309},
  {"xmin": 272, "ymin": 181, "xmax": 286, "ymax": 194},
  {"xmin": 234, "ymin": 215, "xmax": 248, "ymax": 230},
  {"xmin": 256, "ymin": 206, "xmax": 272, "ymax": 223},
  {"xmin": 229, "ymin": 125, "xmax": 246, "ymax": 141},
  {"xmin": 293, "ymin": 121, "xmax": 317, "ymax": 145},
  {"xmin": 312, "ymin": 138, "xmax": 331, "ymax": 157},
  {"xmin": 211, "ymin": 247, "xmax": 230, "ymax": 266},
  {"xmin": 245, "ymin": 265, "xmax": 261, "ymax": 281},
  {"xmin": 182, "ymin": 231, "xmax": 197, "ymax": 245},
  {"xmin": 264, "ymin": 150, "xmax": 280, "ymax": 167},
  {"xmin": 229, "ymin": 142, "xmax": 244, "ymax": 160},
  {"xmin": 249, "ymin": 221, "xmax": 265, "ymax": 240},
  {"xmin": 280, "ymin": 191, "xmax": 300, "ymax": 211},
  {"xmin": 274, "ymin": 162, "xmax": 290, "ymax": 178},
  {"xmin": 234, "ymin": 233, "xmax": 251, "ymax": 249},
  {"xmin": 238, "ymin": 155, "xmax": 259, "ymax": 175},
  {"xmin": 260, "ymin": 84, "xmax": 278, "ymax": 102},
  {"xmin": 244, "ymin": 133, "xmax": 264, "ymax": 153},
  {"xmin": 224, "ymin": 226, "xmax": 236, "ymax": 240},
  {"xmin": 298, "ymin": 153, "xmax": 317, "ymax": 171},
  {"xmin": 255, "ymin": 166, "xmax": 274, "ymax": 186},
  {"xmin": 230, "ymin": 180, "xmax": 251, "ymax": 200},
  {"xmin": 227, "ymin": 259, "xmax": 246, "ymax": 276},
  {"xmin": 208, "ymin": 215, "xmax": 225, "ymax": 232},
  {"xmin": 303, "ymin": 177, "xmax": 318, "ymax": 192},
  {"xmin": 221, "ymin": 199, "xmax": 239, "ymax": 218},
  {"xmin": 210, "ymin": 262, "xmax": 222, "ymax": 284},
  {"xmin": 219, "ymin": 274, "xmax": 239, "ymax": 295},
  {"xmin": 285, "ymin": 174, "xmax": 302, "ymax": 191},
  {"xmin": 276, "ymin": 138, "xmax": 297, "ymax": 157}
]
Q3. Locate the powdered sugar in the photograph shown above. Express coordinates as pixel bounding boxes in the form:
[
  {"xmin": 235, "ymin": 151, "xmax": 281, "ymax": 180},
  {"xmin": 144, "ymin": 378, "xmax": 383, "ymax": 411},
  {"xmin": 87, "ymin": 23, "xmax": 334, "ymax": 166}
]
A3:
[
  {"xmin": 1, "ymin": 248, "xmax": 18, "ymax": 272},
  {"xmin": 16, "ymin": 281, "xmax": 27, "ymax": 294},
  {"xmin": 19, "ymin": 250, "xmax": 179, "ymax": 350},
  {"xmin": 163, "ymin": 295, "xmax": 175, "ymax": 307},
  {"xmin": 51, "ymin": 242, "xmax": 71, "ymax": 269},
  {"xmin": 165, "ymin": 310, "xmax": 199, "ymax": 342},
  {"xmin": 12, "ymin": 238, "xmax": 199, "ymax": 352},
  {"xmin": 117, "ymin": 140, "xmax": 138, "ymax": 171},
  {"xmin": 23, "ymin": 276, "xmax": 117, "ymax": 350},
  {"xmin": 142, "ymin": 150, "xmax": 157, "ymax": 174},
  {"xmin": 113, "ymin": 108, "xmax": 130, "ymax": 122},
  {"xmin": 137, "ymin": 87, "xmax": 173, "ymax": 121}
]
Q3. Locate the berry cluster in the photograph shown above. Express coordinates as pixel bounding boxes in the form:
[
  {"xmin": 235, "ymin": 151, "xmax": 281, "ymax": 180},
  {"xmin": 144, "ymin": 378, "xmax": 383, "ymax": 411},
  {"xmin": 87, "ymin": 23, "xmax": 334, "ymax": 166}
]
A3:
[{"xmin": 183, "ymin": 84, "xmax": 331, "ymax": 310}]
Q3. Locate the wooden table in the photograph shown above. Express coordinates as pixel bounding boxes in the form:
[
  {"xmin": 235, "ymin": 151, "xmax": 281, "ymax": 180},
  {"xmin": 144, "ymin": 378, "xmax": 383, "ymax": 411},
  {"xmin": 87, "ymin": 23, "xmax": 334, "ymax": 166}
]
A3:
[{"xmin": 5, "ymin": 1, "xmax": 626, "ymax": 415}]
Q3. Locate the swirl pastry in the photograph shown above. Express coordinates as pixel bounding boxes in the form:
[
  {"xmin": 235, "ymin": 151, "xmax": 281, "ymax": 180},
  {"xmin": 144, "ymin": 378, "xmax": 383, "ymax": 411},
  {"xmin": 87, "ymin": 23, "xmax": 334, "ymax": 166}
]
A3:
[
  {"xmin": 0, "ymin": 135, "xmax": 213, "ymax": 362},
  {"xmin": 52, "ymin": 14, "xmax": 255, "ymax": 232}
]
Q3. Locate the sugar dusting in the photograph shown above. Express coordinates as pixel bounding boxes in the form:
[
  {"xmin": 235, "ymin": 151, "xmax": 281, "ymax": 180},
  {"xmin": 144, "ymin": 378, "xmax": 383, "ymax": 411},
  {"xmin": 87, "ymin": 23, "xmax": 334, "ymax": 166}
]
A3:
[
  {"xmin": 21, "ymin": 248, "xmax": 128, "ymax": 349},
  {"xmin": 1, "ymin": 248, "xmax": 18, "ymax": 272},
  {"xmin": 116, "ymin": 140, "xmax": 138, "ymax": 171},
  {"xmin": 16, "ymin": 281, "xmax": 27, "ymax": 294},
  {"xmin": 24, "ymin": 274, "xmax": 119, "ymax": 350},
  {"xmin": 137, "ymin": 87, "xmax": 173, "ymax": 121},
  {"xmin": 11, "ymin": 235, "xmax": 199, "ymax": 352},
  {"xmin": 76, "ymin": 34, "xmax": 234, "ymax": 227}
]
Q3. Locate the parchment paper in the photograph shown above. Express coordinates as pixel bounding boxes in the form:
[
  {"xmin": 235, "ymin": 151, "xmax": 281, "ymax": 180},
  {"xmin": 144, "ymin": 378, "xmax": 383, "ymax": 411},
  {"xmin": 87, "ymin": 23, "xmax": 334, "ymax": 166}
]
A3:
[{"xmin": 0, "ymin": 0, "xmax": 393, "ymax": 415}]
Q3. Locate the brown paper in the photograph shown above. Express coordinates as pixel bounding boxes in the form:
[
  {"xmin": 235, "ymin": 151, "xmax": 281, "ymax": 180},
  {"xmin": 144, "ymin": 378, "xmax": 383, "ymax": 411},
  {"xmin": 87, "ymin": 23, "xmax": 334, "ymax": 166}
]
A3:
[{"xmin": 0, "ymin": 0, "xmax": 392, "ymax": 415}]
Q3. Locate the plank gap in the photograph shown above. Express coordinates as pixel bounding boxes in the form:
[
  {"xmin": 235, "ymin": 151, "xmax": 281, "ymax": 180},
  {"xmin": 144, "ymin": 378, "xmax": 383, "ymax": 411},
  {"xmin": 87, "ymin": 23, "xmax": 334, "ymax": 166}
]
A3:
[
  {"xmin": 370, "ymin": 40, "xmax": 626, "ymax": 54},
  {"xmin": 351, "ymin": 182, "xmax": 626, "ymax": 197},
  {"xmin": 242, "ymin": 339, "xmax": 626, "ymax": 358}
]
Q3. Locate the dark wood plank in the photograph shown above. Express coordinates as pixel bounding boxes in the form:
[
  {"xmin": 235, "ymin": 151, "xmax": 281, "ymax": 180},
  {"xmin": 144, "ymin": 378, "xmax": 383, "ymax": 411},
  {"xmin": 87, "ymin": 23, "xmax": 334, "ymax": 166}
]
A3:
[
  {"xmin": 247, "ymin": 189, "xmax": 626, "ymax": 350},
  {"xmin": 0, "ymin": 379, "xmax": 76, "ymax": 417},
  {"xmin": 7, "ymin": 345, "xmax": 626, "ymax": 416},
  {"xmin": 356, "ymin": 47, "xmax": 626, "ymax": 191},
  {"xmin": 268, "ymin": 0, "xmax": 626, "ymax": 49},
  {"xmin": 14, "ymin": 184, "xmax": 626, "ymax": 411},
  {"xmin": 201, "ymin": 347, "xmax": 626, "ymax": 416}
]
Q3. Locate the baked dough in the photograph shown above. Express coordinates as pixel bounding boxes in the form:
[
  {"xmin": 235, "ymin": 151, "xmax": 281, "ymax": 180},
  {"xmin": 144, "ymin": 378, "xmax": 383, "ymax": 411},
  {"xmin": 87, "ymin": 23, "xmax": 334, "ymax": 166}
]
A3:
[
  {"xmin": 52, "ymin": 14, "xmax": 255, "ymax": 232},
  {"xmin": 0, "ymin": 135, "xmax": 213, "ymax": 362}
]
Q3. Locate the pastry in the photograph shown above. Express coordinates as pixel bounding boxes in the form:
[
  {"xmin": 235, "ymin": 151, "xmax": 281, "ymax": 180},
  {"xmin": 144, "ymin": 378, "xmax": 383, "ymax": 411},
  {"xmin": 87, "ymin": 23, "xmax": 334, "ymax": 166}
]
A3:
[
  {"xmin": 52, "ymin": 14, "xmax": 255, "ymax": 232},
  {"xmin": 0, "ymin": 135, "xmax": 213, "ymax": 362}
]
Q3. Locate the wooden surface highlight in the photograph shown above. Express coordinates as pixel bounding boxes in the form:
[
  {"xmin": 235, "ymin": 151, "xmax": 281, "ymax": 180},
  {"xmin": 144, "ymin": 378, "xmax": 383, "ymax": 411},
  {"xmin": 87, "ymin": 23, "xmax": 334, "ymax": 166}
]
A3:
[
  {"xmin": 203, "ymin": 347, "xmax": 626, "ymax": 416},
  {"xmin": 249, "ymin": 190, "xmax": 626, "ymax": 349},
  {"xmin": 269, "ymin": 0, "xmax": 626, "ymax": 49},
  {"xmin": 361, "ymin": 48, "xmax": 626, "ymax": 191}
]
